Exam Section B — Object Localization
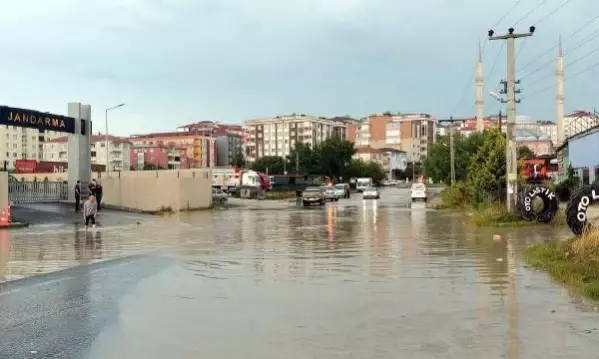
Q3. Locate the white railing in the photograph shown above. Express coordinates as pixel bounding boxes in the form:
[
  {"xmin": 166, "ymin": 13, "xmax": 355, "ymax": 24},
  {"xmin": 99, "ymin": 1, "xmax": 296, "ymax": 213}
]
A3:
[{"xmin": 9, "ymin": 181, "xmax": 69, "ymax": 204}]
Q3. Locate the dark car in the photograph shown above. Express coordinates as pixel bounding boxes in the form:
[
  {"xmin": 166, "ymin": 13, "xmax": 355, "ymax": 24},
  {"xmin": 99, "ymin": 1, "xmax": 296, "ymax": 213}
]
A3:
[{"xmin": 302, "ymin": 186, "xmax": 325, "ymax": 207}]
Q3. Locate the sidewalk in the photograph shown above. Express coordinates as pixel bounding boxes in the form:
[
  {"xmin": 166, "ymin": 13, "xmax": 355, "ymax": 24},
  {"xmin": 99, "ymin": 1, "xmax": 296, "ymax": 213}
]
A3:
[{"xmin": 10, "ymin": 203, "xmax": 149, "ymax": 227}]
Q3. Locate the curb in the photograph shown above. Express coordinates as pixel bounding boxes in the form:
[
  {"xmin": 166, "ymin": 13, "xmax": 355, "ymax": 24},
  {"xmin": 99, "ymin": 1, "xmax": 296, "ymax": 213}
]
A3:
[{"xmin": 0, "ymin": 222, "xmax": 30, "ymax": 229}]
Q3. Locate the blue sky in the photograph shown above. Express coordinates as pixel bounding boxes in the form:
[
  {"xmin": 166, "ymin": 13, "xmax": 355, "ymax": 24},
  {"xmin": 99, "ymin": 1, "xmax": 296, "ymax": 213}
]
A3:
[{"xmin": 0, "ymin": 0, "xmax": 597, "ymax": 135}]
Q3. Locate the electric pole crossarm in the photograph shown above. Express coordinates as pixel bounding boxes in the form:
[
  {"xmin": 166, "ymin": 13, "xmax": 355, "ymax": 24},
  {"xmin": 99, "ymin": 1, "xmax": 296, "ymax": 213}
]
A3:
[{"xmin": 489, "ymin": 33, "xmax": 533, "ymax": 41}]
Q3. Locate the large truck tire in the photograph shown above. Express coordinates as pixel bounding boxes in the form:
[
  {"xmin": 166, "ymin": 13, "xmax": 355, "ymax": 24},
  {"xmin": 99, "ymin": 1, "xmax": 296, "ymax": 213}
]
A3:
[
  {"xmin": 517, "ymin": 185, "xmax": 533, "ymax": 221},
  {"xmin": 565, "ymin": 184, "xmax": 599, "ymax": 236},
  {"xmin": 517, "ymin": 185, "xmax": 559, "ymax": 223}
]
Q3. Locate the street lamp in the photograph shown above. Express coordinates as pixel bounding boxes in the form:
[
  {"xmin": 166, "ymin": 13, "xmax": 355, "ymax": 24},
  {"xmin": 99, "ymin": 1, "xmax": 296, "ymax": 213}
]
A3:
[
  {"xmin": 488, "ymin": 91, "xmax": 506, "ymax": 131},
  {"xmin": 105, "ymin": 103, "xmax": 125, "ymax": 175}
]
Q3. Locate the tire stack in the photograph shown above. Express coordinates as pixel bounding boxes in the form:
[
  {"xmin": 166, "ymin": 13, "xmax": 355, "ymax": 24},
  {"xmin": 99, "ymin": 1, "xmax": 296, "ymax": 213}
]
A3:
[
  {"xmin": 565, "ymin": 184, "xmax": 599, "ymax": 236},
  {"xmin": 517, "ymin": 185, "xmax": 559, "ymax": 223}
]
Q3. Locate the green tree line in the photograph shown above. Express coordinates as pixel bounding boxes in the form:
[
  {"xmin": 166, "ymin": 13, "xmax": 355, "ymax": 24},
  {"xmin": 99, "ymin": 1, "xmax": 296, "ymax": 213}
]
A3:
[
  {"xmin": 423, "ymin": 129, "xmax": 535, "ymax": 206},
  {"xmin": 236, "ymin": 138, "xmax": 388, "ymax": 182}
]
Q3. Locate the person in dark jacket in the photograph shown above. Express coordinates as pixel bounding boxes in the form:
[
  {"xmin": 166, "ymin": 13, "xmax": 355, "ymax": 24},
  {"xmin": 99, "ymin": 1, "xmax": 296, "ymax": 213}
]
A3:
[
  {"xmin": 88, "ymin": 179, "xmax": 97, "ymax": 198},
  {"xmin": 74, "ymin": 180, "xmax": 81, "ymax": 212},
  {"xmin": 95, "ymin": 181, "xmax": 103, "ymax": 211}
]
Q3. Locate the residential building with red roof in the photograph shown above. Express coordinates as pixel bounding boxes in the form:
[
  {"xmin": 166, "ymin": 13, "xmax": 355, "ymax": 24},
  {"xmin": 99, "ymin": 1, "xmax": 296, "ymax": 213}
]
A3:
[{"xmin": 43, "ymin": 134, "xmax": 132, "ymax": 171}]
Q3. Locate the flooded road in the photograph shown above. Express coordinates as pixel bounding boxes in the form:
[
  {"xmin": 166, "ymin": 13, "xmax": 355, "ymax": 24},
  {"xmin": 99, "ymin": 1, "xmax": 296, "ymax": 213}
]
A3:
[{"xmin": 1, "ymin": 188, "xmax": 599, "ymax": 358}]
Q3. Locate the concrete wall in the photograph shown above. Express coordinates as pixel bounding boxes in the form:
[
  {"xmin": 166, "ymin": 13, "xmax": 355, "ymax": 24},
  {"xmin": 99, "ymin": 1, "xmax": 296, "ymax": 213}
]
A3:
[{"xmin": 98, "ymin": 169, "xmax": 212, "ymax": 213}]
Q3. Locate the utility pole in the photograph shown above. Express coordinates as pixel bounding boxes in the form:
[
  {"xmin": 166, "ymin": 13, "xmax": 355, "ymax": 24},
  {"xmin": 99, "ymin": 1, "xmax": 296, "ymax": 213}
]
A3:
[
  {"xmin": 450, "ymin": 124, "xmax": 455, "ymax": 185},
  {"xmin": 489, "ymin": 26, "xmax": 535, "ymax": 212},
  {"xmin": 438, "ymin": 117, "xmax": 466, "ymax": 186}
]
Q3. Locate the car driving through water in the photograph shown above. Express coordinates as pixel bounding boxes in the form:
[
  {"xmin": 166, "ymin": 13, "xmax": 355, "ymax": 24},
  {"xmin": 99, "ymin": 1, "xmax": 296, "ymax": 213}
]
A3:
[
  {"xmin": 411, "ymin": 182, "xmax": 427, "ymax": 202},
  {"xmin": 362, "ymin": 187, "xmax": 380, "ymax": 200},
  {"xmin": 302, "ymin": 186, "xmax": 326, "ymax": 207}
]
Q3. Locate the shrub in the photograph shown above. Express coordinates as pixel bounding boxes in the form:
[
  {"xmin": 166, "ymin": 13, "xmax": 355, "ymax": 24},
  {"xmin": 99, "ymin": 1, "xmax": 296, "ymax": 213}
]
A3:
[
  {"xmin": 440, "ymin": 182, "xmax": 469, "ymax": 208},
  {"xmin": 569, "ymin": 230, "xmax": 599, "ymax": 263}
]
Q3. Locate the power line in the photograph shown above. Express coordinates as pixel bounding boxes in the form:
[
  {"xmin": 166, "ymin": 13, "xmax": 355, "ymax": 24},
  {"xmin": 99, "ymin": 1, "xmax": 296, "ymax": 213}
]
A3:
[
  {"xmin": 492, "ymin": 0, "xmax": 524, "ymax": 29},
  {"xmin": 519, "ymin": 13, "xmax": 599, "ymax": 71},
  {"xmin": 521, "ymin": 59, "xmax": 599, "ymax": 100},
  {"xmin": 566, "ymin": 44, "xmax": 599, "ymax": 68},
  {"xmin": 513, "ymin": 0, "xmax": 549, "ymax": 26},
  {"xmin": 520, "ymin": 29, "xmax": 599, "ymax": 80},
  {"xmin": 516, "ymin": 38, "xmax": 528, "ymax": 60},
  {"xmin": 487, "ymin": 42, "xmax": 505, "ymax": 80},
  {"xmin": 534, "ymin": 0, "xmax": 577, "ymax": 25},
  {"xmin": 451, "ymin": 0, "xmax": 529, "ymax": 115}
]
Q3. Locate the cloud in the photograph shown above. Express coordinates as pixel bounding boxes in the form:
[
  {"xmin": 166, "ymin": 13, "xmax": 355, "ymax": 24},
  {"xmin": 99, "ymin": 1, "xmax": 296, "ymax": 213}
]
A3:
[{"xmin": 0, "ymin": 0, "xmax": 597, "ymax": 135}]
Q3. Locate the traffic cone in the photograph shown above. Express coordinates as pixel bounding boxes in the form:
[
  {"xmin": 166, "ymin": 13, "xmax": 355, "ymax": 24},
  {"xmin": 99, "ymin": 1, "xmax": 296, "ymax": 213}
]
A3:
[{"xmin": 0, "ymin": 207, "xmax": 8, "ymax": 226}]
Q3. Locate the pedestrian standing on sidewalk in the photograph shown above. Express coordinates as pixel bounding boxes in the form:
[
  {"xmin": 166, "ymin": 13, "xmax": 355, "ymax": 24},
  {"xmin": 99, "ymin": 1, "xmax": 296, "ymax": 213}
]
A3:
[
  {"xmin": 83, "ymin": 194, "xmax": 98, "ymax": 230},
  {"xmin": 296, "ymin": 188, "xmax": 302, "ymax": 206},
  {"xmin": 74, "ymin": 180, "xmax": 81, "ymax": 212},
  {"xmin": 95, "ymin": 181, "xmax": 103, "ymax": 211}
]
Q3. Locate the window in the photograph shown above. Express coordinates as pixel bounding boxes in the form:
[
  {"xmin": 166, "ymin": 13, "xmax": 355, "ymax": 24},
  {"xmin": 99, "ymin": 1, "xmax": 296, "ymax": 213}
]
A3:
[
  {"xmin": 100, "ymin": 143, "xmax": 105, "ymax": 147},
  {"xmin": 12, "ymin": 152, "xmax": 17, "ymax": 157},
  {"xmin": 13, "ymin": 144, "xmax": 17, "ymax": 148}
]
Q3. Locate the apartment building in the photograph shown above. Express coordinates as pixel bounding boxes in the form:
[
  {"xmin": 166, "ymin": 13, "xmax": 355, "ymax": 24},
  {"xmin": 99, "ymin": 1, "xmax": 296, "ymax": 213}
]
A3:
[
  {"xmin": 43, "ymin": 135, "xmax": 132, "ymax": 171},
  {"xmin": 130, "ymin": 144, "xmax": 189, "ymax": 169},
  {"xmin": 0, "ymin": 125, "xmax": 69, "ymax": 169},
  {"xmin": 129, "ymin": 132, "xmax": 217, "ymax": 168},
  {"xmin": 355, "ymin": 113, "xmax": 437, "ymax": 163},
  {"xmin": 215, "ymin": 132, "xmax": 243, "ymax": 166},
  {"xmin": 244, "ymin": 114, "xmax": 348, "ymax": 161}
]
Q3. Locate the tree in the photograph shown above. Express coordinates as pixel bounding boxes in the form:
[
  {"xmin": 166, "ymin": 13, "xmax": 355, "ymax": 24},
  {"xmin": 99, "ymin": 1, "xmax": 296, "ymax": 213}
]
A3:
[
  {"xmin": 231, "ymin": 150, "xmax": 246, "ymax": 168},
  {"xmin": 344, "ymin": 159, "xmax": 386, "ymax": 183},
  {"xmin": 466, "ymin": 129, "xmax": 506, "ymax": 205},
  {"xmin": 405, "ymin": 162, "xmax": 424, "ymax": 180},
  {"xmin": 424, "ymin": 131, "xmax": 484, "ymax": 185},
  {"xmin": 250, "ymin": 156, "xmax": 286, "ymax": 174},
  {"xmin": 286, "ymin": 142, "xmax": 317, "ymax": 174},
  {"xmin": 312, "ymin": 137, "xmax": 356, "ymax": 179},
  {"xmin": 518, "ymin": 145, "xmax": 535, "ymax": 160}
]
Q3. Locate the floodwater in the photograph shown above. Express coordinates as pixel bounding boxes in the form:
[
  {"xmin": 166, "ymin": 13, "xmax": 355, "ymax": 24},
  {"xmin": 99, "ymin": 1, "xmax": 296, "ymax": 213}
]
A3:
[{"xmin": 2, "ymin": 188, "xmax": 599, "ymax": 358}]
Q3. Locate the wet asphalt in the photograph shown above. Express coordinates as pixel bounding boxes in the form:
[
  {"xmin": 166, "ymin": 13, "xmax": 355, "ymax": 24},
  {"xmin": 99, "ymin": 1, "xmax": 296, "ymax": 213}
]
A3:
[{"xmin": 1, "ymin": 188, "xmax": 599, "ymax": 358}]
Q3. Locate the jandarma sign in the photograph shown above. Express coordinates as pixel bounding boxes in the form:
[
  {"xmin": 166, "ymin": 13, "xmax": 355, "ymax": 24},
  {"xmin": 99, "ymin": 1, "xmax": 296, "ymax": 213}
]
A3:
[{"xmin": 0, "ymin": 106, "xmax": 76, "ymax": 133}]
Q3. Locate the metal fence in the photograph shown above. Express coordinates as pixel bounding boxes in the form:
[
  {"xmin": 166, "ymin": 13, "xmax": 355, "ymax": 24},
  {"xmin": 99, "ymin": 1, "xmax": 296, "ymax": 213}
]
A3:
[{"xmin": 8, "ymin": 181, "xmax": 69, "ymax": 204}]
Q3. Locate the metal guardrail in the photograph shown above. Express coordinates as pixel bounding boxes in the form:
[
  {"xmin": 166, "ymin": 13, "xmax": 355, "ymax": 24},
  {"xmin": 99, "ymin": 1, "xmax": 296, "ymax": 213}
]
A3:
[{"xmin": 8, "ymin": 181, "xmax": 69, "ymax": 204}]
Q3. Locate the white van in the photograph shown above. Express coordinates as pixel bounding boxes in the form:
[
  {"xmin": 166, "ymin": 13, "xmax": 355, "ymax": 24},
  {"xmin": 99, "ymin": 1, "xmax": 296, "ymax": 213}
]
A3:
[
  {"xmin": 411, "ymin": 183, "xmax": 427, "ymax": 202},
  {"xmin": 356, "ymin": 178, "xmax": 373, "ymax": 192}
]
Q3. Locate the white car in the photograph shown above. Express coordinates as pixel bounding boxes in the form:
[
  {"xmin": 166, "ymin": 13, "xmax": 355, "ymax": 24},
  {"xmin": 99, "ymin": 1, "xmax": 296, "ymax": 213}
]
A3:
[
  {"xmin": 411, "ymin": 183, "xmax": 427, "ymax": 202},
  {"xmin": 362, "ymin": 187, "xmax": 380, "ymax": 200}
]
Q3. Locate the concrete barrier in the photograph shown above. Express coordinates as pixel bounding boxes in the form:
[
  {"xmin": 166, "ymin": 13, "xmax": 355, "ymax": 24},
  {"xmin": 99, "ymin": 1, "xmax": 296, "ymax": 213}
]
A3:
[{"xmin": 99, "ymin": 169, "xmax": 212, "ymax": 213}]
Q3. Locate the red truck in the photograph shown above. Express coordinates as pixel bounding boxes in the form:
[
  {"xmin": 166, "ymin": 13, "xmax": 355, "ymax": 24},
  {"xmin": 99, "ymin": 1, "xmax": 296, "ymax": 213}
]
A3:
[{"xmin": 15, "ymin": 160, "xmax": 106, "ymax": 174}]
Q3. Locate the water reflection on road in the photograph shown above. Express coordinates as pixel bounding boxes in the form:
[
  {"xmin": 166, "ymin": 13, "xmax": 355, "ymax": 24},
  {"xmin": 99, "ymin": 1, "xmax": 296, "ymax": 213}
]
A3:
[{"xmin": 2, "ymin": 188, "xmax": 599, "ymax": 358}]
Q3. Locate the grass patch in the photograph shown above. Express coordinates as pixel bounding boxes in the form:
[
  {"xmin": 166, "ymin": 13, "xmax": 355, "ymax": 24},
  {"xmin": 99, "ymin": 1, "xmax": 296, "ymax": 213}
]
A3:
[
  {"xmin": 468, "ymin": 203, "xmax": 527, "ymax": 227},
  {"xmin": 265, "ymin": 190, "xmax": 296, "ymax": 200},
  {"xmin": 524, "ymin": 231, "xmax": 599, "ymax": 300},
  {"xmin": 467, "ymin": 202, "xmax": 566, "ymax": 228}
]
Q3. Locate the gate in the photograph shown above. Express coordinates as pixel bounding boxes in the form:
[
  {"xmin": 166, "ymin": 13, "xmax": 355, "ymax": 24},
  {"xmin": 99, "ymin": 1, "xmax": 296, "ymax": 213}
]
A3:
[{"xmin": 9, "ymin": 181, "xmax": 69, "ymax": 204}]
